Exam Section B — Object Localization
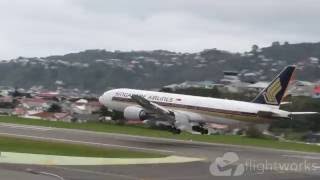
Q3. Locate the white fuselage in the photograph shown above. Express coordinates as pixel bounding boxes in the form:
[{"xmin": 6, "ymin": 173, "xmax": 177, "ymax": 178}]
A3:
[{"xmin": 99, "ymin": 88, "xmax": 290, "ymax": 125}]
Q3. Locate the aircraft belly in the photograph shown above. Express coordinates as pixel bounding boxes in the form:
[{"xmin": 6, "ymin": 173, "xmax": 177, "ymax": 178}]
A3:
[
  {"xmin": 110, "ymin": 99, "xmax": 272, "ymax": 124},
  {"xmin": 169, "ymin": 107, "xmax": 272, "ymax": 124}
]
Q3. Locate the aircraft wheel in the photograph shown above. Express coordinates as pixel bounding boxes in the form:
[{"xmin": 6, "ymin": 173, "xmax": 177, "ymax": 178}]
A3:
[
  {"xmin": 171, "ymin": 128, "xmax": 181, "ymax": 134},
  {"xmin": 201, "ymin": 129, "xmax": 208, "ymax": 135}
]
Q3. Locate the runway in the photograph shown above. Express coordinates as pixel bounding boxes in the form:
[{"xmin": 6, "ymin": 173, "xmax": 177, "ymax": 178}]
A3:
[{"xmin": 0, "ymin": 122, "xmax": 320, "ymax": 180}]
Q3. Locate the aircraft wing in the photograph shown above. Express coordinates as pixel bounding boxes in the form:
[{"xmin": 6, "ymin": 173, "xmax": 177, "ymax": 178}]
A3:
[{"xmin": 131, "ymin": 95, "xmax": 175, "ymax": 122}]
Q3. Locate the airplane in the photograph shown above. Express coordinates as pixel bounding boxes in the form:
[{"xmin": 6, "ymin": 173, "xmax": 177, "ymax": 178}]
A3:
[{"xmin": 99, "ymin": 65, "xmax": 318, "ymax": 134}]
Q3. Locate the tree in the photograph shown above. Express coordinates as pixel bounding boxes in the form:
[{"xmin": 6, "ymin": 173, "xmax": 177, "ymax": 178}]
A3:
[
  {"xmin": 96, "ymin": 106, "xmax": 112, "ymax": 117},
  {"xmin": 251, "ymin": 44, "xmax": 259, "ymax": 52},
  {"xmin": 11, "ymin": 89, "xmax": 22, "ymax": 97},
  {"xmin": 47, "ymin": 103, "xmax": 62, "ymax": 113}
]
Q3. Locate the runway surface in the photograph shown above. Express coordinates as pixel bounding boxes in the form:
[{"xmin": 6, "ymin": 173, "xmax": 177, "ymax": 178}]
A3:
[{"xmin": 0, "ymin": 122, "xmax": 320, "ymax": 180}]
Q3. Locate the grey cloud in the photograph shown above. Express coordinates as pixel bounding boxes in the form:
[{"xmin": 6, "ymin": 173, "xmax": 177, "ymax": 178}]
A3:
[{"xmin": 0, "ymin": 0, "xmax": 319, "ymax": 59}]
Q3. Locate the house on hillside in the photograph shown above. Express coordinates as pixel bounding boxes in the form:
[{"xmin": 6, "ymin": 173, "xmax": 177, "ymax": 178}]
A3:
[
  {"xmin": 287, "ymin": 81, "xmax": 315, "ymax": 97},
  {"xmin": 28, "ymin": 112, "xmax": 73, "ymax": 122},
  {"xmin": 163, "ymin": 81, "xmax": 218, "ymax": 91},
  {"xmin": 0, "ymin": 108, "xmax": 13, "ymax": 115},
  {"xmin": 0, "ymin": 96, "xmax": 13, "ymax": 103},
  {"xmin": 247, "ymin": 81, "xmax": 269, "ymax": 92},
  {"xmin": 19, "ymin": 98, "xmax": 51, "ymax": 112},
  {"xmin": 313, "ymin": 85, "xmax": 320, "ymax": 98},
  {"xmin": 87, "ymin": 100, "xmax": 103, "ymax": 113},
  {"xmin": 242, "ymin": 72, "xmax": 258, "ymax": 83},
  {"xmin": 71, "ymin": 99, "xmax": 90, "ymax": 114},
  {"xmin": 223, "ymin": 81, "xmax": 250, "ymax": 93},
  {"xmin": 220, "ymin": 71, "xmax": 240, "ymax": 84},
  {"xmin": 310, "ymin": 57, "xmax": 319, "ymax": 64},
  {"xmin": 13, "ymin": 107, "xmax": 27, "ymax": 116},
  {"xmin": 36, "ymin": 91, "xmax": 60, "ymax": 100}
]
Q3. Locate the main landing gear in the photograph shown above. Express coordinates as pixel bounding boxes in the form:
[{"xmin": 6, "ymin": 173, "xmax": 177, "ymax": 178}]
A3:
[
  {"xmin": 192, "ymin": 126, "xmax": 209, "ymax": 135},
  {"xmin": 170, "ymin": 127, "xmax": 181, "ymax": 134}
]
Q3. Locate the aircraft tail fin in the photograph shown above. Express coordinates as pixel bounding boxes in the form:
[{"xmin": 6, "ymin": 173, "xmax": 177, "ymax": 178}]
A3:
[{"xmin": 252, "ymin": 65, "xmax": 296, "ymax": 106}]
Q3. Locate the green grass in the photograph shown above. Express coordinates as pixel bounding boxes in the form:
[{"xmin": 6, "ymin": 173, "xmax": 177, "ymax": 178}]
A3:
[
  {"xmin": 271, "ymin": 128, "xmax": 307, "ymax": 141},
  {"xmin": 1, "ymin": 116, "xmax": 320, "ymax": 153},
  {"xmin": 0, "ymin": 135, "xmax": 163, "ymax": 158}
]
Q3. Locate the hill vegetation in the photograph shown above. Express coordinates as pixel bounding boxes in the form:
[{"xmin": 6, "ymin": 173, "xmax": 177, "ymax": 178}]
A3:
[{"xmin": 0, "ymin": 42, "xmax": 319, "ymax": 93}]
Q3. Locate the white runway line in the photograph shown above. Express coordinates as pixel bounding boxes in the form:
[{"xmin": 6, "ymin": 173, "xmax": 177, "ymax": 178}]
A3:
[
  {"xmin": 282, "ymin": 154, "xmax": 320, "ymax": 160},
  {"xmin": 50, "ymin": 166, "xmax": 140, "ymax": 180},
  {"xmin": 0, "ymin": 132, "xmax": 175, "ymax": 154},
  {"xmin": 0, "ymin": 123, "xmax": 53, "ymax": 131}
]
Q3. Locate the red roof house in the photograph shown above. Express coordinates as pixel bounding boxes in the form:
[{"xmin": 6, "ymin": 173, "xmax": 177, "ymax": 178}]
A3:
[{"xmin": 313, "ymin": 86, "xmax": 320, "ymax": 98}]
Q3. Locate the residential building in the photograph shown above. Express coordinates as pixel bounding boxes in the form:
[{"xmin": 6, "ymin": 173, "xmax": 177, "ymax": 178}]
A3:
[{"xmin": 313, "ymin": 85, "xmax": 320, "ymax": 98}]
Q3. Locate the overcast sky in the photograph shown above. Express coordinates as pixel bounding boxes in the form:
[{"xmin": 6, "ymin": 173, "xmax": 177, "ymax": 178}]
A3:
[{"xmin": 0, "ymin": 0, "xmax": 319, "ymax": 59}]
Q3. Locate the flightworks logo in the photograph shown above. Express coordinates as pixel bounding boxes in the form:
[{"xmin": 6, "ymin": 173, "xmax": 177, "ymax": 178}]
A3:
[{"xmin": 209, "ymin": 152, "xmax": 245, "ymax": 176}]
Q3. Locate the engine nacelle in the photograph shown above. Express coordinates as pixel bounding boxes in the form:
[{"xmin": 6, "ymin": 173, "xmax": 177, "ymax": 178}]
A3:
[{"xmin": 123, "ymin": 106, "xmax": 147, "ymax": 121}]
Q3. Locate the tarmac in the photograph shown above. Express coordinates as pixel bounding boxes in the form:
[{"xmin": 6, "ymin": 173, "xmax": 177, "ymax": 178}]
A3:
[{"xmin": 0, "ymin": 122, "xmax": 320, "ymax": 180}]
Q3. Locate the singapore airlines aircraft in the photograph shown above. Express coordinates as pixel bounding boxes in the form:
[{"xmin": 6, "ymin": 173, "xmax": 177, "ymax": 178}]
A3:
[{"xmin": 99, "ymin": 66, "xmax": 318, "ymax": 134}]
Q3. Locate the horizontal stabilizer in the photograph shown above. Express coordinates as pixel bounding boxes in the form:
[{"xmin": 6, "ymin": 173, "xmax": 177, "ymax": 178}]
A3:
[
  {"xmin": 280, "ymin": 102, "xmax": 292, "ymax": 106},
  {"xmin": 290, "ymin": 112, "xmax": 319, "ymax": 115}
]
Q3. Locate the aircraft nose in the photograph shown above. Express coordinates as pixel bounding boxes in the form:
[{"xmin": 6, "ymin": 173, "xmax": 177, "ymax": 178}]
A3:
[
  {"xmin": 99, "ymin": 90, "xmax": 113, "ymax": 106},
  {"xmin": 98, "ymin": 95, "xmax": 105, "ymax": 105}
]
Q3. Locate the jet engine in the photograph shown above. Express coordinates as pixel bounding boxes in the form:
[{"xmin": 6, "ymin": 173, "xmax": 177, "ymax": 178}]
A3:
[{"xmin": 123, "ymin": 106, "xmax": 147, "ymax": 121}]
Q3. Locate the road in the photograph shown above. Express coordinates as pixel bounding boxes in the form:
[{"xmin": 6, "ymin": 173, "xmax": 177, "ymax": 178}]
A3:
[{"xmin": 0, "ymin": 123, "xmax": 320, "ymax": 180}]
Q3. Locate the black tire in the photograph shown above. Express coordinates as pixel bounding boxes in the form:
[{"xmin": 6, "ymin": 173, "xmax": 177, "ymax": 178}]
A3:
[
  {"xmin": 171, "ymin": 128, "xmax": 181, "ymax": 134},
  {"xmin": 201, "ymin": 129, "xmax": 208, "ymax": 135}
]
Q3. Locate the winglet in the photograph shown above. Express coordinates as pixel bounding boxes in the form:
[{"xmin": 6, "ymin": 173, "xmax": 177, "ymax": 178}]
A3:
[{"xmin": 252, "ymin": 65, "xmax": 296, "ymax": 106}]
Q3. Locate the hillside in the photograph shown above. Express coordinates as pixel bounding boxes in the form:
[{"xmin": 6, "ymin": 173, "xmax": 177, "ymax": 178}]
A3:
[{"xmin": 0, "ymin": 42, "xmax": 319, "ymax": 93}]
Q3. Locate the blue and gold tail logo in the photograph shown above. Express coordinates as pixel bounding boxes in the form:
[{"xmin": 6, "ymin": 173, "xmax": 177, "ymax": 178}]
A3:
[
  {"xmin": 252, "ymin": 65, "xmax": 295, "ymax": 106},
  {"xmin": 263, "ymin": 78, "xmax": 282, "ymax": 105}
]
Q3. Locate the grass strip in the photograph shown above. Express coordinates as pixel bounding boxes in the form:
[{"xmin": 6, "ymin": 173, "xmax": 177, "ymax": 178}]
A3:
[{"xmin": 0, "ymin": 135, "xmax": 163, "ymax": 158}]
